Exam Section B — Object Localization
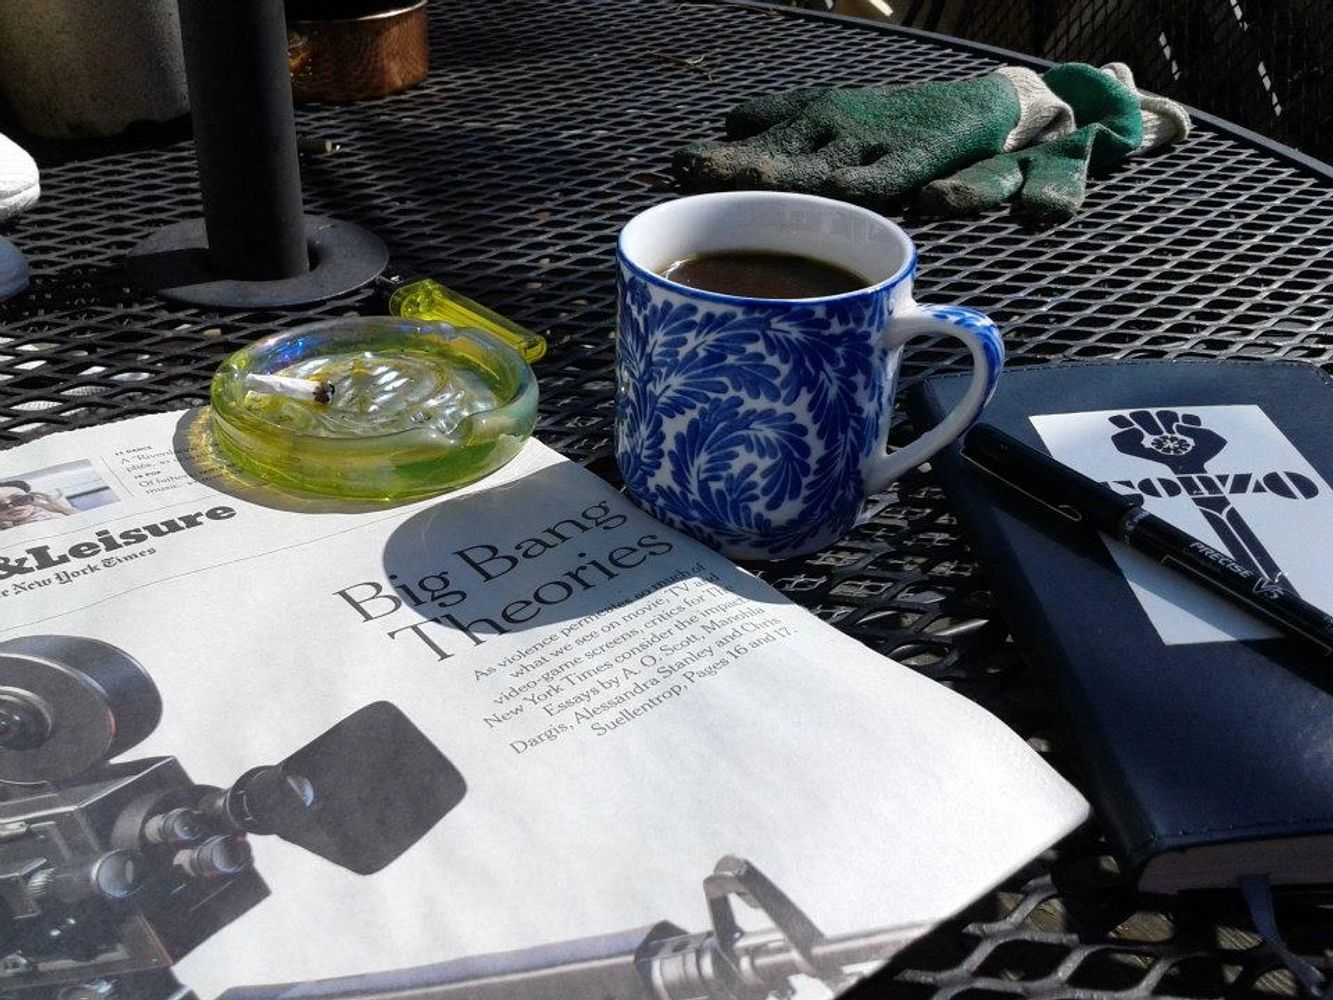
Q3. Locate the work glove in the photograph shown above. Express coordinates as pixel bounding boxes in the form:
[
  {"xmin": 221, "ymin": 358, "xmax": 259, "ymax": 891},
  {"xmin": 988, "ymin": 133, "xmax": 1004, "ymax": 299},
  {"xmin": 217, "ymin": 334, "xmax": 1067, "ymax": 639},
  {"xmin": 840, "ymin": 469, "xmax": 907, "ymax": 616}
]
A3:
[
  {"xmin": 674, "ymin": 63, "xmax": 1189, "ymax": 223},
  {"xmin": 673, "ymin": 67, "xmax": 1070, "ymax": 207},
  {"xmin": 920, "ymin": 62, "xmax": 1189, "ymax": 222}
]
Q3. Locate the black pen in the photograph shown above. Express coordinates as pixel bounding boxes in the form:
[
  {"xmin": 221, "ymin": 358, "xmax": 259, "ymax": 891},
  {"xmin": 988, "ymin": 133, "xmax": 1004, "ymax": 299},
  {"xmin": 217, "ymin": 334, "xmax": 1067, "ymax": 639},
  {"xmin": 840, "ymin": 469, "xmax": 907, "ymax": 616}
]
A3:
[{"xmin": 962, "ymin": 424, "xmax": 1333, "ymax": 655}]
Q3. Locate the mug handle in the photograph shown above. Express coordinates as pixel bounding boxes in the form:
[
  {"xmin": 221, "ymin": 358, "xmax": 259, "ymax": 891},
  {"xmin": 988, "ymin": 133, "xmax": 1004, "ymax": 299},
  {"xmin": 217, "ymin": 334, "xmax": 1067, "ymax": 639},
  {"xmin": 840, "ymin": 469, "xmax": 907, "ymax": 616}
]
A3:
[{"xmin": 864, "ymin": 303, "xmax": 1004, "ymax": 492}]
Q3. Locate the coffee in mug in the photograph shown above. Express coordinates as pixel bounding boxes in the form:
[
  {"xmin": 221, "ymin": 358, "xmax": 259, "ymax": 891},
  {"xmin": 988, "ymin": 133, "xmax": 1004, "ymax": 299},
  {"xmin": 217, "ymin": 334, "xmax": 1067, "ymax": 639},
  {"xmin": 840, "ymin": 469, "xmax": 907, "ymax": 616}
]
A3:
[{"xmin": 660, "ymin": 250, "xmax": 867, "ymax": 299}]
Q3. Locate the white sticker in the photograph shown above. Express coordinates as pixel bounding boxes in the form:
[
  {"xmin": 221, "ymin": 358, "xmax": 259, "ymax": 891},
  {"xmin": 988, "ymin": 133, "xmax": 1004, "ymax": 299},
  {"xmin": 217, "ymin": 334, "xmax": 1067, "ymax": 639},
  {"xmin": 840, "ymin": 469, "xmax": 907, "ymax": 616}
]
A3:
[{"xmin": 1030, "ymin": 405, "xmax": 1333, "ymax": 645}]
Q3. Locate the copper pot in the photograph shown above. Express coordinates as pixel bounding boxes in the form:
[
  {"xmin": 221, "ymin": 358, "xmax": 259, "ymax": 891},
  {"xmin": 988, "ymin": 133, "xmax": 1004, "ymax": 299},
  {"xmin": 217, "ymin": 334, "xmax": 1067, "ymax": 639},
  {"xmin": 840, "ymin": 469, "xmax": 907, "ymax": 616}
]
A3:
[{"xmin": 288, "ymin": 0, "xmax": 428, "ymax": 104}]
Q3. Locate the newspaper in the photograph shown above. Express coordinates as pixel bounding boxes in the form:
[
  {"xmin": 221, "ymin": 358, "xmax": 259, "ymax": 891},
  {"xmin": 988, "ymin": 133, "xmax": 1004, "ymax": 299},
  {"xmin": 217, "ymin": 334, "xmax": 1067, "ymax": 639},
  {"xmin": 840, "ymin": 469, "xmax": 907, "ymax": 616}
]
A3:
[{"xmin": 0, "ymin": 410, "xmax": 1087, "ymax": 1000}]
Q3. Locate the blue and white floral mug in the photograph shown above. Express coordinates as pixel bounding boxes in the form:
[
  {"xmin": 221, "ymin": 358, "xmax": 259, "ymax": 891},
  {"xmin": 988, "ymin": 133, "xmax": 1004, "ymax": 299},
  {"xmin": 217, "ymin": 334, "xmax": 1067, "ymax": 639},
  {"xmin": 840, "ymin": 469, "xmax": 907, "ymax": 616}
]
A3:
[{"xmin": 615, "ymin": 191, "xmax": 1004, "ymax": 560}]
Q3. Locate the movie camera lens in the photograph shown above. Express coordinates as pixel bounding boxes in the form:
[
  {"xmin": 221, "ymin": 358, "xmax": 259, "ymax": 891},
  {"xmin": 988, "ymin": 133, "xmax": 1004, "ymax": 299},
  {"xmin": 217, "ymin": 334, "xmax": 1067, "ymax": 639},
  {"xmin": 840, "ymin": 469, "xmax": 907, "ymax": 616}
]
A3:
[
  {"xmin": 0, "ymin": 689, "xmax": 50, "ymax": 751},
  {"xmin": 195, "ymin": 702, "xmax": 467, "ymax": 875},
  {"xmin": 142, "ymin": 807, "xmax": 206, "ymax": 846},
  {"xmin": 0, "ymin": 636, "xmax": 162, "ymax": 785},
  {"xmin": 39, "ymin": 850, "xmax": 148, "ymax": 904},
  {"xmin": 55, "ymin": 981, "xmax": 115, "ymax": 1000},
  {"xmin": 174, "ymin": 836, "xmax": 253, "ymax": 880}
]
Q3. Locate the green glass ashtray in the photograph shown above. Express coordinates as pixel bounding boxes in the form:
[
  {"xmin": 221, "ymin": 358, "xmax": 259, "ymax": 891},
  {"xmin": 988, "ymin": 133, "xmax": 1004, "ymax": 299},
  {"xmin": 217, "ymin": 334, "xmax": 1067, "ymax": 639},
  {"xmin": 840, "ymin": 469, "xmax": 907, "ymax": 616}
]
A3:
[{"xmin": 210, "ymin": 317, "xmax": 538, "ymax": 501}]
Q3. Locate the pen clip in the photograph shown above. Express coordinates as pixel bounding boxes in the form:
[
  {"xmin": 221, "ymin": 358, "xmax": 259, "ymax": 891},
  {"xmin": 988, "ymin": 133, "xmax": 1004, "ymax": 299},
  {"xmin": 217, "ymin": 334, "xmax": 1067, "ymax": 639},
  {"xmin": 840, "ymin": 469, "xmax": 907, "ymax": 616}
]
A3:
[{"xmin": 961, "ymin": 451, "xmax": 1085, "ymax": 524}]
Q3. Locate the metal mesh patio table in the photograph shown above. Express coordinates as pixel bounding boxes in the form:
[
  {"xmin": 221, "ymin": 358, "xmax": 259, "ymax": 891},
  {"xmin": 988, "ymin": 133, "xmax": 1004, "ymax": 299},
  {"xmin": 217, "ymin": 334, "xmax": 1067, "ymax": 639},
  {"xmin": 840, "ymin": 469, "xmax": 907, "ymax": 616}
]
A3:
[{"xmin": 2, "ymin": 0, "xmax": 1331, "ymax": 995}]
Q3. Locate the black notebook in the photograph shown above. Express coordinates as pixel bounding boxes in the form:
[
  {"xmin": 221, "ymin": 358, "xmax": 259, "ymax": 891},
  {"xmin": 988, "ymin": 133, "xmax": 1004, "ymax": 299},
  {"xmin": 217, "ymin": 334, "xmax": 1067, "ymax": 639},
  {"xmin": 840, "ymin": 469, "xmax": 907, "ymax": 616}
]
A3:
[{"xmin": 908, "ymin": 359, "xmax": 1333, "ymax": 894}]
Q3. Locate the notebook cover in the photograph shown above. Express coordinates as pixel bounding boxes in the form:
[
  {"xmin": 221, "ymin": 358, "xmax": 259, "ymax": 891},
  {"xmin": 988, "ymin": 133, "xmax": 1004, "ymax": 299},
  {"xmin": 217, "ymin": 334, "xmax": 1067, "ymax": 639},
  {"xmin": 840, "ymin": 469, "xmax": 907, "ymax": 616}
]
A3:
[{"xmin": 907, "ymin": 359, "xmax": 1333, "ymax": 889}]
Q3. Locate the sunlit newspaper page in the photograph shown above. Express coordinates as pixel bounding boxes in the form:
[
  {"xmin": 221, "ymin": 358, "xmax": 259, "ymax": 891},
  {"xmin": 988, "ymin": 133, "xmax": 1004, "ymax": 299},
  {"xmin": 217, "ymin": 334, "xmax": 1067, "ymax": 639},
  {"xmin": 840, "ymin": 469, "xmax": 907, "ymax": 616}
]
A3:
[{"xmin": 0, "ymin": 410, "xmax": 1087, "ymax": 1000}]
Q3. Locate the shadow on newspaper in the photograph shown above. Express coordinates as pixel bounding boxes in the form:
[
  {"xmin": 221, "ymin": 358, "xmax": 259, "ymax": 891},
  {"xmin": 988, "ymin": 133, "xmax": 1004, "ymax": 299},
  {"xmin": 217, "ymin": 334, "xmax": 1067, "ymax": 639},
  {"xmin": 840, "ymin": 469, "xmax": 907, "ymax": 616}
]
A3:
[
  {"xmin": 171, "ymin": 409, "xmax": 424, "ymax": 515},
  {"xmin": 376, "ymin": 456, "xmax": 785, "ymax": 653}
]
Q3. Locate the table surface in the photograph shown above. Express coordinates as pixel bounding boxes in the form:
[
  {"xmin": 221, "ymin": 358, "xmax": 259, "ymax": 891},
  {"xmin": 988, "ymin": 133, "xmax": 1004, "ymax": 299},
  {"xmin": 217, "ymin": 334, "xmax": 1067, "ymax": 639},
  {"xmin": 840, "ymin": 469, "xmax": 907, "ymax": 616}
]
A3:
[{"xmin": 3, "ymin": 0, "xmax": 1333, "ymax": 995}]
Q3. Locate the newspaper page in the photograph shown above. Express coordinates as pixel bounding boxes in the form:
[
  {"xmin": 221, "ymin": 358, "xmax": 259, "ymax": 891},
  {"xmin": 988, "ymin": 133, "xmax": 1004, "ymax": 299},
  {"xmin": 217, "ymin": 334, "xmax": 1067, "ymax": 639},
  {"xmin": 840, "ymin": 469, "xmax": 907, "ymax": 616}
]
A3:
[{"xmin": 0, "ymin": 410, "xmax": 1087, "ymax": 1000}]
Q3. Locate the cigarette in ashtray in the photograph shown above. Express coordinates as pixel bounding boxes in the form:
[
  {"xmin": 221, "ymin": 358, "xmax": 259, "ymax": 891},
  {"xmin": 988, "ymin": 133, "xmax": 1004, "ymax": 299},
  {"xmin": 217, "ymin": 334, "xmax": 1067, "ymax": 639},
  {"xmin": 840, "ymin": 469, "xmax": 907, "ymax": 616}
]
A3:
[{"xmin": 245, "ymin": 373, "xmax": 336, "ymax": 404}]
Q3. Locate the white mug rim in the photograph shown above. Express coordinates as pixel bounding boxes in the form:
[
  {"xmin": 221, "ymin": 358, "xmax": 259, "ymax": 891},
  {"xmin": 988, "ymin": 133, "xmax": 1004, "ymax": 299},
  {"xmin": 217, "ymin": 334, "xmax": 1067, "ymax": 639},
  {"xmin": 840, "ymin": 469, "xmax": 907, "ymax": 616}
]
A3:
[{"xmin": 617, "ymin": 191, "xmax": 917, "ymax": 305}]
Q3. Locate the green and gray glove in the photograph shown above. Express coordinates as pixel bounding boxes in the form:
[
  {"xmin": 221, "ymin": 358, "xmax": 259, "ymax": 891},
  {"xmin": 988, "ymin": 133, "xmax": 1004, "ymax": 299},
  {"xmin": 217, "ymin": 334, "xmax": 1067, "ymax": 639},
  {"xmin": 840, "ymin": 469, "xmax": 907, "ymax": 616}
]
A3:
[
  {"xmin": 673, "ymin": 62, "xmax": 1189, "ymax": 223},
  {"xmin": 919, "ymin": 62, "xmax": 1192, "ymax": 221}
]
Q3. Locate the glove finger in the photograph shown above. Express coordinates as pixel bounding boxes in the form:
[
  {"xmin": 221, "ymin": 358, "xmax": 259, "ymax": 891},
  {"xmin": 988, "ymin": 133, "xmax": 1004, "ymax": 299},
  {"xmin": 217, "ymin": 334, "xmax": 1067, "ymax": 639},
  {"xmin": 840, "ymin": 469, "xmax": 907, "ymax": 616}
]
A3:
[
  {"xmin": 712, "ymin": 134, "xmax": 872, "ymax": 195},
  {"xmin": 917, "ymin": 154, "xmax": 1024, "ymax": 217},
  {"xmin": 725, "ymin": 87, "xmax": 832, "ymax": 139},
  {"xmin": 685, "ymin": 147, "xmax": 840, "ymax": 193},
  {"xmin": 825, "ymin": 152, "xmax": 939, "ymax": 206},
  {"xmin": 673, "ymin": 142, "xmax": 836, "ymax": 191},
  {"xmin": 753, "ymin": 131, "xmax": 874, "ymax": 189},
  {"xmin": 1041, "ymin": 64, "xmax": 1142, "ymax": 167},
  {"xmin": 673, "ymin": 118, "xmax": 835, "ymax": 190},
  {"xmin": 806, "ymin": 135, "xmax": 875, "ymax": 171},
  {"xmin": 1012, "ymin": 129, "xmax": 1096, "ymax": 223},
  {"xmin": 825, "ymin": 109, "xmax": 1019, "ymax": 209},
  {"xmin": 1014, "ymin": 155, "xmax": 1087, "ymax": 222}
]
